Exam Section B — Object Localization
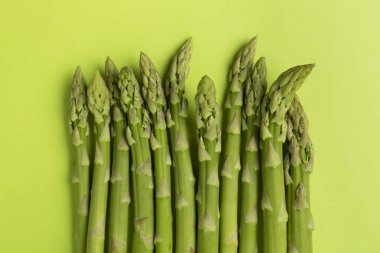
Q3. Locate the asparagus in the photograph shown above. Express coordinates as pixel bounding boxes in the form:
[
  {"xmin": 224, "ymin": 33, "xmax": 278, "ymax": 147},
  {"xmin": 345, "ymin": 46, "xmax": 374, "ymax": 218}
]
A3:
[
  {"xmin": 239, "ymin": 57, "xmax": 267, "ymax": 253},
  {"xmin": 86, "ymin": 71, "xmax": 111, "ymax": 253},
  {"xmin": 165, "ymin": 38, "xmax": 196, "ymax": 253},
  {"xmin": 220, "ymin": 37, "xmax": 257, "ymax": 253},
  {"xmin": 140, "ymin": 52, "xmax": 173, "ymax": 253},
  {"xmin": 69, "ymin": 67, "xmax": 90, "ymax": 253},
  {"xmin": 105, "ymin": 58, "xmax": 131, "ymax": 253},
  {"xmin": 285, "ymin": 96, "xmax": 314, "ymax": 253},
  {"xmin": 118, "ymin": 66, "xmax": 154, "ymax": 253},
  {"xmin": 195, "ymin": 76, "xmax": 221, "ymax": 253},
  {"xmin": 260, "ymin": 64, "xmax": 314, "ymax": 253}
]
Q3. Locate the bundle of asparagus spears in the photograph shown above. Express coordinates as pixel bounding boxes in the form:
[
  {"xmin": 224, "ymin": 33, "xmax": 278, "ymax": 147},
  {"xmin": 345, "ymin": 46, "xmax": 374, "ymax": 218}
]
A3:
[{"xmin": 69, "ymin": 36, "xmax": 314, "ymax": 253}]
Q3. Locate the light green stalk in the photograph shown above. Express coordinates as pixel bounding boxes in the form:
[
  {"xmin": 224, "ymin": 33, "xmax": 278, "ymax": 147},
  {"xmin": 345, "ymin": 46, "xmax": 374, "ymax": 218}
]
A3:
[
  {"xmin": 285, "ymin": 96, "xmax": 314, "ymax": 253},
  {"xmin": 260, "ymin": 64, "xmax": 314, "ymax": 253},
  {"xmin": 195, "ymin": 76, "xmax": 221, "ymax": 253},
  {"xmin": 140, "ymin": 52, "xmax": 173, "ymax": 253},
  {"xmin": 86, "ymin": 71, "xmax": 111, "ymax": 253},
  {"xmin": 165, "ymin": 38, "xmax": 196, "ymax": 253},
  {"xmin": 220, "ymin": 37, "xmax": 257, "ymax": 253},
  {"xmin": 239, "ymin": 57, "xmax": 267, "ymax": 253},
  {"xmin": 118, "ymin": 66, "xmax": 154, "ymax": 253},
  {"xmin": 69, "ymin": 67, "xmax": 90, "ymax": 253},
  {"xmin": 105, "ymin": 58, "xmax": 131, "ymax": 253}
]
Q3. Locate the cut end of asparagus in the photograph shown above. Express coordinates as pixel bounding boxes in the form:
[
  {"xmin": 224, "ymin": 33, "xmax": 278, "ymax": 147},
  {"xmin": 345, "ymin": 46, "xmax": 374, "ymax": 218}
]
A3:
[
  {"xmin": 87, "ymin": 71, "xmax": 110, "ymax": 123},
  {"xmin": 69, "ymin": 66, "xmax": 88, "ymax": 129},
  {"xmin": 165, "ymin": 38, "xmax": 193, "ymax": 105},
  {"xmin": 139, "ymin": 52, "xmax": 166, "ymax": 114},
  {"xmin": 118, "ymin": 66, "xmax": 143, "ymax": 112},
  {"xmin": 105, "ymin": 57, "xmax": 120, "ymax": 104}
]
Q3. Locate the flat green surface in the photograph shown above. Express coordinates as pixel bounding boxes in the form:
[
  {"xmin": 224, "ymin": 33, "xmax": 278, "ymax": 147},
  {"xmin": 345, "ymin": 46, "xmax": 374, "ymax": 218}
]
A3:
[{"xmin": 0, "ymin": 0, "xmax": 379, "ymax": 252}]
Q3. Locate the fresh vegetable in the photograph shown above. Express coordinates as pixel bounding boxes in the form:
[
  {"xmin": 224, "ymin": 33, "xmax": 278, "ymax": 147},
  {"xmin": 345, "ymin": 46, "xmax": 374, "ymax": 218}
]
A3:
[
  {"xmin": 67, "ymin": 36, "xmax": 316, "ymax": 253},
  {"xmin": 86, "ymin": 71, "xmax": 111, "ymax": 253},
  {"xmin": 195, "ymin": 75, "xmax": 221, "ymax": 253},
  {"xmin": 260, "ymin": 64, "xmax": 314, "ymax": 253},
  {"xmin": 239, "ymin": 57, "xmax": 267, "ymax": 253},
  {"xmin": 105, "ymin": 58, "xmax": 131, "ymax": 253},
  {"xmin": 118, "ymin": 66, "xmax": 154, "ymax": 253},
  {"xmin": 220, "ymin": 36, "xmax": 257, "ymax": 253},
  {"xmin": 140, "ymin": 52, "xmax": 173, "ymax": 253},
  {"xmin": 285, "ymin": 95, "xmax": 314, "ymax": 253},
  {"xmin": 69, "ymin": 67, "xmax": 90, "ymax": 253},
  {"xmin": 165, "ymin": 39, "xmax": 196, "ymax": 253}
]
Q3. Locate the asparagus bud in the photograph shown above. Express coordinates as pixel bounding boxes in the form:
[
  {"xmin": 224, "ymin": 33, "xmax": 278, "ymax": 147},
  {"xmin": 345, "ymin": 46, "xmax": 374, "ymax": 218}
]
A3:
[
  {"xmin": 140, "ymin": 52, "xmax": 173, "ymax": 253},
  {"xmin": 86, "ymin": 71, "xmax": 111, "ymax": 253},
  {"xmin": 195, "ymin": 75, "xmax": 221, "ymax": 253},
  {"xmin": 260, "ymin": 64, "xmax": 314, "ymax": 253},
  {"xmin": 69, "ymin": 67, "xmax": 90, "ymax": 253}
]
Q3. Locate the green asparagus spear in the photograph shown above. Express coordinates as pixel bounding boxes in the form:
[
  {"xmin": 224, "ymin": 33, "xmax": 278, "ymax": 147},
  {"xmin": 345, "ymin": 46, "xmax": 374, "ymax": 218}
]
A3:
[
  {"xmin": 220, "ymin": 37, "xmax": 257, "ymax": 253},
  {"xmin": 140, "ymin": 52, "xmax": 173, "ymax": 253},
  {"xmin": 239, "ymin": 57, "xmax": 267, "ymax": 253},
  {"xmin": 86, "ymin": 71, "xmax": 111, "ymax": 253},
  {"xmin": 105, "ymin": 58, "xmax": 131, "ymax": 253},
  {"xmin": 285, "ymin": 96, "xmax": 314, "ymax": 253},
  {"xmin": 260, "ymin": 64, "xmax": 314, "ymax": 253},
  {"xmin": 69, "ymin": 67, "xmax": 90, "ymax": 253},
  {"xmin": 165, "ymin": 38, "xmax": 196, "ymax": 253},
  {"xmin": 118, "ymin": 66, "xmax": 154, "ymax": 253},
  {"xmin": 195, "ymin": 75, "xmax": 221, "ymax": 253}
]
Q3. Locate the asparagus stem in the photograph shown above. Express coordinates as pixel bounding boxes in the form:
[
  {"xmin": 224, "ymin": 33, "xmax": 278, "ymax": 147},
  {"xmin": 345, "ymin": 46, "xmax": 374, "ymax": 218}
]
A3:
[
  {"xmin": 105, "ymin": 58, "xmax": 131, "ymax": 253},
  {"xmin": 220, "ymin": 37, "xmax": 257, "ymax": 253},
  {"xmin": 86, "ymin": 71, "xmax": 111, "ymax": 253},
  {"xmin": 239, "ymin": 57, "xmax": 267, "ymax": 253},
  {"xmin": 195, "ymin": 76, "xmax": 221, "ymax": 253},
  {"xmin": 260, "ymin": 64, "xmax": 314, "ymax": 253},
  {"xmin": 69, "ymin": 67, "xmax": 90, "ymax": 253},
  {"xmin": 140, "ymin": 52, "xmax": 173, "ymax": 253},
  {"xmin": 118, "ymin": 66, "xmax": 154, "ymax": 253},
  {"xmin": 285, "ymin": 96, "xmax": 314, "ymax": 253},
  {"xmin": 165, "ymin": 38, "xmax": 196, "ymax": 253}
]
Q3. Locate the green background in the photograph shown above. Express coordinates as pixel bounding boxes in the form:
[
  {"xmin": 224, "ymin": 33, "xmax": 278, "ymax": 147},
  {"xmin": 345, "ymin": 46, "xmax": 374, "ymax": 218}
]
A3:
[{"xmin": 0, "ymin": 0, "xmax": 379, "ymax": 252}]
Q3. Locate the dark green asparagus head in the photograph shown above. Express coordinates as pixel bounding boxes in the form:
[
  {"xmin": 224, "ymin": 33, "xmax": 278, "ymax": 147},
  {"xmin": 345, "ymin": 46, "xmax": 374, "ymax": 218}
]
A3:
[
  {"xmin": 261, "ymin": 64, "xmax": 314, "ymax": 131},
  {"xmin": 225, "ymin": 36, "xmax": 257, "ymax": 109},
  {"xmin": 286, "ymin": 95, "xmax": 314, "ymax": 172},
  {"xmin": 118, "ymin": 66, "xmax": 151, "ymax": 132},
  {"xmin": 69, "ymin": 67, "xmax": 88, "ymax": 131},
  {"xmin": 140, "ymin": 52, "xmax": 166, "ymax": 114},
  {"xmin": 105, "ymin": 57, "xmax": 120, "ymax": 106},
  {"xmin": 242, "ymin": 57, "xmax": 267, "ymax": 128},
  {"xmin": 165, "ymin": 38, "xmax": 192, "ymax": 116},
  {"xmin": 196, "ymin": 75, "xmax": 221, "ymax": 159},
  {"xmin": 118, "ymin": 66, "xmax": 143, "ymax": 113},
  {"xmin": 195, "ymin": 75, "xmax": 220, "ymax": 138},
  {"xmin": 87, "ymin": 71, "xmax": 110, "ymax": 124}
]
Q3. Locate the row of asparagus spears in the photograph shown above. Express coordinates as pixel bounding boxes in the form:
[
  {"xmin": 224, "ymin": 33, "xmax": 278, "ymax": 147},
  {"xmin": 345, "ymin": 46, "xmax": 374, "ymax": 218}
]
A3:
[{"xmin": 69, "ymin": 36, "xmax": 314, "ymax": 253}]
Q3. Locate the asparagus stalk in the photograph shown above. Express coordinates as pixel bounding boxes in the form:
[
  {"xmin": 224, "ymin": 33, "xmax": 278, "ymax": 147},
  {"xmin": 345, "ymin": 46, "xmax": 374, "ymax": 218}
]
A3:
[
  {"xmin": 86, "ymin": 71, "xmax": 111, "ymax": 253},
  {"xmin": 140, "ymin": 52, "xmax": 173, "ymax": 253},
  {"xmin": 195, "ymin": 75, "xmax": 221, "ymax": 253},
  {"xmin": 69, "ymin": 67, "xmax": 90, "ymax": 253},
  {"xmin": 260, "ymin": 64, "xmax": 314, "ymax": 253},
  {"xmin": 239, "ymin": 57, "xmax": 267, "ymax": 253},
  {"xmin": 118, "ymin": 66, "xmax": 154, "ymax": 253},
  {"xmin": 220, "ymin": 37, "xmax": 257, "ymax": 253},
  {"xmin": 285, "ymin": 96, "xmax": 314, "ymax": 253},
  {"xmin": 165, "ymin": 38, "xmax": 196, "ymax": 253},
  {"xmin": 105, "ymin": 58, "xmax": 131, "ymax": 253}
]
